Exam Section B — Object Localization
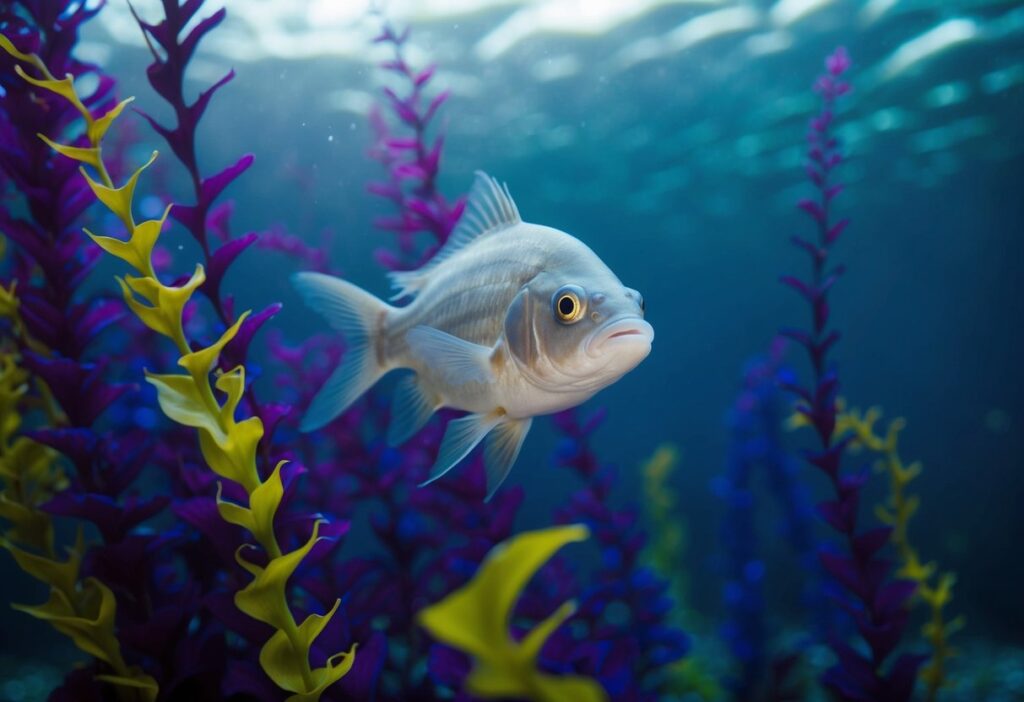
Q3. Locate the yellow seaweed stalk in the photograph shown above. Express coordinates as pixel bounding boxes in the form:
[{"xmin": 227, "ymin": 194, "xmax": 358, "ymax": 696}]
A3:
[
  {"xmin": 0, "ymin": 250, "xmax": 158, "ymax": 700},
  {"xmin": 836, "ymin": 404, "xmax": 963, "ymax": 701},
  {"xmin": 640, "ymin": 444, "xmax": 721, "ymax": 701},
  {"xmin": 418, "ymin": 524, "xmax": 608, "ymax": 702},
  {"xmin": 0, "ymin": 36, "xmax": 355, "ymax": 701}
]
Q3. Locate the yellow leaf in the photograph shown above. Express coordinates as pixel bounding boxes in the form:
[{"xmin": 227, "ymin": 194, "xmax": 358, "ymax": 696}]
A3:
[
  {"xmin": 88, "ymin": 203, "xmax": 171, "ymax": 275},
  {"xmin": 88, "ymin": 97, "xmax": 135, "ymax": 145},
  {"xmin": 259, "ymin": 599, "xmax": 344, "ymax": 693},
  {"xmin": 119, "ymin": 265, "xmax": 204, "ymax": 344},
  {"xmin": 38, "ymin": 134, "xmax": 101, "ymax": 171},
  {"xmin": 198, "ymin": 414, "xmax": 263, "ymax": 490},
  {"xmin": 215, "ymin": 366, "xmax": 248, "ymax": 425},
  {"xmin": 235, "ymin": 520, "xmax": 328, "ymax": 631},
  {"xmin": 95, "ymin": 671, "xmax": 159, "ymax": 702},
  {"xmin": 80, "ymin": 151, "xmax": 157, "ymax": 230},
  {"xmin": 0, "ymin": 34, "xmax": 40, "ymax": 66},
  {"xmin": 145, "ymin": 371, "xmax": 225, "ymax": 442},
  {"xmin": 418, "ymin": 524, "xmax": 606, "ymax": 702},
  {"xmin": 295, "ymin": 645, "xmax": 357, "ymax": 702},
  {"xmin": 179, "ymin": 311, "xmax": 250, "ymax": 379},
  {"xmin": 3, "ymin": 530, "xmax": 83, "ymax": 595},
  {"xmin": 215, "ymin": 482, "xmax": 254, "ymax": 532},
  {"xmin": 14, "ymin": 577, "xmax": 122, "ymax": 667},
  {"xmin": 250, "ymin": 461, "xmax": 286, "ymax": 549}
]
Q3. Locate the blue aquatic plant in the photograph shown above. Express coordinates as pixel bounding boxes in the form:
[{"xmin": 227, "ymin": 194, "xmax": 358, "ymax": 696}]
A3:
[
  {"xmin": 713, "ymin": 339, "xmax": 830, "ymax": 701},
  {"xmin": 780, "ymin": 47, "xmax": 926, "ymax": 701},
  {"xmin": 547, "ymin": 408, "xmax": 691, "ymax": 701}
]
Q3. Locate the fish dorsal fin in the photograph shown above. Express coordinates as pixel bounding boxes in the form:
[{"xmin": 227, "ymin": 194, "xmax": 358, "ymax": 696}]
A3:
[{"xmin": 388, "ymin": 171, "xmax": 522, "ymax": 300}]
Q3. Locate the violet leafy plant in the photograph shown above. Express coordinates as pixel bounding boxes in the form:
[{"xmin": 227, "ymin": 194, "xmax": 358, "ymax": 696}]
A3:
[
  {"xmin": 780, "ymin": 47, "xmax": 925, "ymax": 702},
  {"xmin": 367, "ymin": 21, "xmax": 465, "ymax": 272},
  {"xmin": 546, "ymin": 408, "xmax": 691, "ymax": 702},
  {"xmin": 713, "ymin": 339, "xmax": 830, "ymax": 701},
  {"xmin": 0, "ymin": 10, "xmax": 362, "ymax": 702},
  {"xmin": 0, "ymin": 5, "xmax": 180, "ymax": 698}
]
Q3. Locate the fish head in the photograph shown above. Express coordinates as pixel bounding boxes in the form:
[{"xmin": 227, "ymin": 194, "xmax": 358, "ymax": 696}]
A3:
[{"xmin": 503, "ymin": 269, "xmax": 653, "ymax": 394}]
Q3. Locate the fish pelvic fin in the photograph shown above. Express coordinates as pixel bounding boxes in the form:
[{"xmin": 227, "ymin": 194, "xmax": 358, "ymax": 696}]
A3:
[
  {"xmin": 420, "ymin": 410, "xmax": 503, "ymax": 487},
  {"xmin": 483, "ymin": 416, "xmax": 531, "ymax": 501},
  {"xmin": 387, "ymin": 171, "xmax": 521, "ymax": 300},
  {"xmin": 406, "ymin": 326, "xmax": 495, "ymax": 387},
  {"xmin": 388, "ymin": 373, "xmax": 441, "ymax": 446},
  {"xmin": 292, "ymin": 271, "xmax": 392, "ymax": 431}
]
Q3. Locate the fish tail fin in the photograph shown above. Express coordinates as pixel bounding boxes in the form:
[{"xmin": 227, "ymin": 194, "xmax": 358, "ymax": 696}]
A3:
[{"xmin": 292, "ymin": 272, "xmax": 391, "ymax": 432}]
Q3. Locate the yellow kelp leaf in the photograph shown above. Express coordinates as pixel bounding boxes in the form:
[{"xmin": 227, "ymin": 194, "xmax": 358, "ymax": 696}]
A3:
[
  {"xmin": 37, "ymin": 134, "xmax": 101, "ymax": 171},
  {"xmin": 13, "ymin": 65, "xmax": 90, "ymax": 121},
  {"xmin": 88, "ymin": 203, "xmax": 171, "ymax": 275},
  {"xmin": 3, "ymin": 530, "xmax": 83, "ymax": 595},
  {"xmin": 145, "ymin": 371, "xmax": 226, "ymax": 443},
  {"xmin": 179, "ymin": 312, "xmax": 250, "ymax": 380},
  {"xmin": 88, "ymin": 97, "xmax": 134, "ymax": 146},
  {"xmin": 418, "ymin": 524, "xmax": 607, "ymax": 702},
  {"xmin": 249, "ymin": 460, "xmax": 285, "ymax": 549},
  {"xmin": 198, "ymin": 413, "xmax": 263, "ymax": 491},
  {"xmin": 80, "ymin": 151, "xmax": 157, "ymax": 231},
  {"xmin": 215, "ymin": 461, "xmax": 284, "ymax": 546},
  {"xmin": 518, "ymin": 600, "xmax": 576, "ymax": 661},
  {"xmin": 0, "ymin": 279, "xmax": 19, "ymax": 319},
  {"xmin": 293, "ymin": 645, "xmax": 358, "ymax": 702},
  {"xmin": 215, "ymin": 482, "xmax": 254, "ymax": 532},
  {"xmin": 469, "ymin": 666, "xmax": 607, "ymax": 702},
  {"xmin": 259, "ymin": 599, "xmax": 346, "ymax": 695},
  {"xmin": 0, "ymin": 34, "xmax": 39, "ymax": 66},
  {"xmin": 0, "ymin": 499, "xmax": 54, "ymax": 556},
  {"xmin": 235, "ymin": 520, "xmax": 327, "ymax": 631},
  {"xmin": 95, "ymin": 671, "xmax": 159, "ymax": 702},
  {"xmin": 14, "ymin": 577, "xmax": 120, "ymax": 665},
  {"xmin": 119, "ymin": 265, "xmax": 204, "ymax": 343}
]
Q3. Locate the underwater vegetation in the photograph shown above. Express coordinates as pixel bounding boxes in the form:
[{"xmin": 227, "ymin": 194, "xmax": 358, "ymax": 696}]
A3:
[{"xmin": 0, "ymin": 1, "xmax": 979, "ymax": 702}]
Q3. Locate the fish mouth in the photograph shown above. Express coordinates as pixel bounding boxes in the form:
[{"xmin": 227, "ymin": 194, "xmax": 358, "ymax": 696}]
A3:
[{"xmin": 588, "ymin": 317, "xmax": 654, "ymax": 356}]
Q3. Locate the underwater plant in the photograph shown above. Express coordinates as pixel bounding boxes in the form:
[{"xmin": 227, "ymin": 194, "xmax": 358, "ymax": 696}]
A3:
[
  {"xmin": 0, "ymin": 5, "xmax": 187, "ymax": 698},
  {"xmin": 419, "ymin": 523, "xmax": 608, "ymax": 702},
  {"xmin": 714, "ymin": 340, "xmax": 826, "ymax": 701},
  {"xmin": 641, "ymin": 444, "xmax": 722, "ymax": 701},
  {"xmin": 0, "ymin": 5, "xmax": 362, "ymax": 700},
  {"xmin": 836, "ymin": 404, "xmax": 962, "ymax": 702},
  {"xmin": 1, "ymin": 3, "xmax": 980, "ymax": 700},
  {"xmin": 367, "ymin": 22, "xmax": 465, "ymax": 272},
  {"xmin": 546, "ymin": 408, "xmax": 691, "ymax": 701},
  {"xmin": 780, "ymin": 47, "xmax": 926, "ymax": 701}
]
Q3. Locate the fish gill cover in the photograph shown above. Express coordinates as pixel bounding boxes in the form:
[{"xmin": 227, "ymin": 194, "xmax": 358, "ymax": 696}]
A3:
[{"xmin": 0, "ymin": 1, "xmax": 1021, "ymax": 701}]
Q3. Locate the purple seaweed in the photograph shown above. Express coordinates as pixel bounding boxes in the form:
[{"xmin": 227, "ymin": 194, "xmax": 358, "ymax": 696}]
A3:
[{"xmin": 780, "ymin": 47, "xmax": 925, "ymax": 702}]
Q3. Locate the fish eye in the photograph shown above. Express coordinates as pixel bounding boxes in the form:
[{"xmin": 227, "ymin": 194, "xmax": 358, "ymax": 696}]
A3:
[{"xmin": 552, "ymin": 285, "xmax": 586, "ymax": 324}]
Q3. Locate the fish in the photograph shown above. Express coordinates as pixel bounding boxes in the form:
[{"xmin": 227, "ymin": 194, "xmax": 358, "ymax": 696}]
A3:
[{"xmin": 293, "ymin": 171, "xmax": 653, "ymax": 499}]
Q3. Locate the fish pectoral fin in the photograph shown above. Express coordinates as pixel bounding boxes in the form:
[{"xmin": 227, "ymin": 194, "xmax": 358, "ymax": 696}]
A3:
[
  {"xmin": 483, "ymin": 416, "xmax": 532, "ymax": 501},
  {"xmin": 420, "ymin": 410, "xmax": 504, "ymax": 487},
  {"xmin": 407, "ymin": 326, "xmax": 495, "ymax": 387},
  {"xmin": 388, "ymin": 373, "xmax": 440, "ymax": 446}
]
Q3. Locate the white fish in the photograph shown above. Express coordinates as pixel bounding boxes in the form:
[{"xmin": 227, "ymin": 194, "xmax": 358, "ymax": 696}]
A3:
[{"xmin": 293, "ymin": 172, "xmax": 653, "ymax": 499}]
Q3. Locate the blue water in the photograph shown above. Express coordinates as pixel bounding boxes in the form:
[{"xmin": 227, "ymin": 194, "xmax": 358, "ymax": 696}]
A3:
[
  {"xmin": 2, "ymin": 0, "xmax": 1023, "ymax": 698},
  {"xmin": 94, "ymin": 0, "xmax": 1024, "ymax": 642}
]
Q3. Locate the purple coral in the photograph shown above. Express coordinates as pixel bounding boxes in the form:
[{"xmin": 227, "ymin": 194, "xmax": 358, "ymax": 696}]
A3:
[{"xmin": 780, "ymin": 47, "xmax": 925, "ymax": 702}]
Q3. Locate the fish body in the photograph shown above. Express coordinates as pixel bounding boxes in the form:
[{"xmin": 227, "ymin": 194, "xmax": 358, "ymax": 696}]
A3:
[{"xmin": 294, "ymin": 172, "xmax": 652, "ymax": 498}]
